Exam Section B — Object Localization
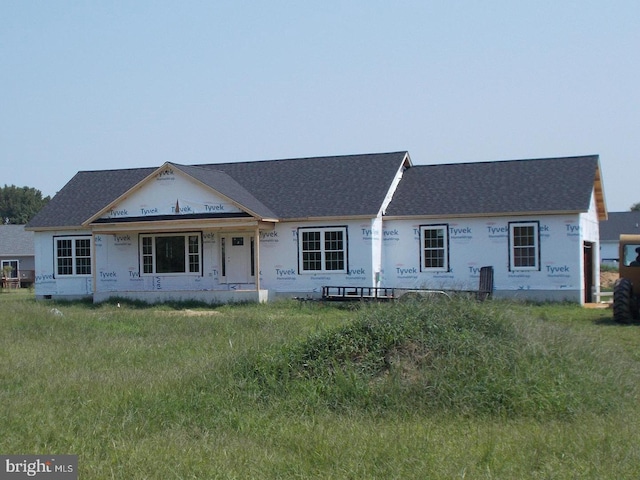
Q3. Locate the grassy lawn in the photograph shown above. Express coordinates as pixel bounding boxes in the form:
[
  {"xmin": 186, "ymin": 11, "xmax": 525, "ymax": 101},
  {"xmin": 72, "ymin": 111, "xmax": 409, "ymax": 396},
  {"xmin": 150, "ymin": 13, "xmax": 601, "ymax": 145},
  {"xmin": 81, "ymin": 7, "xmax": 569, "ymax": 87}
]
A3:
[{"xmin": 1, "ymin": 292, "xmax": 639, "ymax": 479}]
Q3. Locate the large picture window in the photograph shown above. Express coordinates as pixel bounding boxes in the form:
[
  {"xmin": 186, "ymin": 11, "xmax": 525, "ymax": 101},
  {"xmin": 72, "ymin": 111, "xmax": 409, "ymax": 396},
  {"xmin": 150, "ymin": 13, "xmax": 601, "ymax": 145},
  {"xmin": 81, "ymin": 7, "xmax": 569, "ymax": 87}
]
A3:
[
  {"xmin": 140, "ymin": 233, "xmax": 201, "ymax": 274},
  {"xmin": 298, "ymin": 227, "xmax": 347, "ymax": 274},
  {"xmin": 420, "ymin": 225, "xmax": 449, "ymax": 271},
  {"xmin": 509, "ymin": 222, "xmax": 540, "ymax": 271},
  {"xmin": 55, "ymin": 236, "xmax": 92, "ymax": 276}
]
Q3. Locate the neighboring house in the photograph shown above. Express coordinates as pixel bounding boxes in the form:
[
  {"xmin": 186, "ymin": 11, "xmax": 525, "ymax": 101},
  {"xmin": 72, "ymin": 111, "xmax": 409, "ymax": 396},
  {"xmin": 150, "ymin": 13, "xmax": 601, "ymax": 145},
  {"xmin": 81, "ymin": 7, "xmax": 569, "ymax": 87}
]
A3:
[
  {"xmin": 599, "ymin": 211, "xmax": 640, "ymax": 265},
  {"xmin": 0, "ymin": 224, "xmax": 35, "ymax": 287},
  {"xmin": 25, "ymin": 152, "xmax": 606, "ymax": 304}
]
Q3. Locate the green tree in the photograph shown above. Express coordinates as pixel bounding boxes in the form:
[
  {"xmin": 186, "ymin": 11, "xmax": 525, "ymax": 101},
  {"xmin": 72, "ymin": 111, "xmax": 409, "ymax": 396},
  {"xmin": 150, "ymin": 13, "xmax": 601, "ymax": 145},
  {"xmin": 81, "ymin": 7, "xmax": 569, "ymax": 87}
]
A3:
[
  {"xmin": 631, "ymin": 202, "xmax": 640, "ymax": 212},
  {"xmin": 0, "ymin": 185, "xmax": 50, "ymax": 224}
]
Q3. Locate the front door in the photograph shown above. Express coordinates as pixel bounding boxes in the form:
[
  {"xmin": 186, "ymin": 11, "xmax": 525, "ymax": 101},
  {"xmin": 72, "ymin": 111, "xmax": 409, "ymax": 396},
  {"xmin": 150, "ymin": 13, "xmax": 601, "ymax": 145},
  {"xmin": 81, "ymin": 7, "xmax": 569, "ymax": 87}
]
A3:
[{"xmin": 221, "ymin": 234, "xmax": 254, "ymax": 284}]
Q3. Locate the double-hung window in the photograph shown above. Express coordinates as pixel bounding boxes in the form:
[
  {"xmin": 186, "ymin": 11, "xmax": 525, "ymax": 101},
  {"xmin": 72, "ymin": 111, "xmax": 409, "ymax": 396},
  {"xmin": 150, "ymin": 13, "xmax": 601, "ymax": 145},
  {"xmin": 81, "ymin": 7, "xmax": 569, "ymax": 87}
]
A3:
[
  {"xmin": 509, "ymin": 222, "xmax": 540, "ymax": 271},
  {"xmin": 298, "ymin": 227, "xmax": 347, "ymax": 274},
  {"xmin": 140, "ymin": 233, "xmax": 201, "ymax": 274},
  {"xmin": 420, "ymin": 225, "xmax": 449, "ymax": 271},
  {"xmin": 56, "ymin": 236, "xmax": 92, "ymax": 276}
]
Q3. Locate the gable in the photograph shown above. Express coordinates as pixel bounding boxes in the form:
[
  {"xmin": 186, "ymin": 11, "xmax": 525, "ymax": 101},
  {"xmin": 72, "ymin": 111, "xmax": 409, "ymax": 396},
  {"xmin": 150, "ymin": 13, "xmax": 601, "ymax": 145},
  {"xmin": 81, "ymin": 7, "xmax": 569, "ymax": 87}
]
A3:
[{"xmin": 93, "ymin": 164, "xmax": 246, "ymax": 221}]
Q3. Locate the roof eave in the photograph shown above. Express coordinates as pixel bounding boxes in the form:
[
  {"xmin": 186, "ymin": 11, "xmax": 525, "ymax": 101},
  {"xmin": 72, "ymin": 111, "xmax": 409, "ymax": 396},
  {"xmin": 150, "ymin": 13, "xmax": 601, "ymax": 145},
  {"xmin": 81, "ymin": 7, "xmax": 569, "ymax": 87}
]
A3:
[
  {"xmin": 383, "ymin": 210, "xmax": 587, "ymax": 221},
  {"xmin": 281, "ymin": 214, "xmax": 379, "ymax": 222},
  {"xmin": 593, "ymin": 159, "xmax": 608, "ymax": 221},
  {"xmin": 25, "ymin": 225, "xmax": 89, "ymax": 233}
]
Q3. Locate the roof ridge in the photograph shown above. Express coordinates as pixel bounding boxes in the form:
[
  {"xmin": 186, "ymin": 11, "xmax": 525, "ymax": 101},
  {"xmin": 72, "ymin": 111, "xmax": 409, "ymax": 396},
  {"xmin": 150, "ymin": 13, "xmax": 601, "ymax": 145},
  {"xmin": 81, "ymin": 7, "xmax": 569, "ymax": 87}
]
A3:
[
  {"xmin": 410, "ymin": 154, "xmax": 598, "ymax": 168},
  {"xmin": 192, "ymin": 151, "xmax": 408, "ymax": 168}
]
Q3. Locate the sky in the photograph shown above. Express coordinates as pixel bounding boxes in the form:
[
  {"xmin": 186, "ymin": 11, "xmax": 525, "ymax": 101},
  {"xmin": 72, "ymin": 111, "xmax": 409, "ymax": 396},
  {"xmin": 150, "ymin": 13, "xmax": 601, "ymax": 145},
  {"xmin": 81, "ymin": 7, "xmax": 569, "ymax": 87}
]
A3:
[{"xmin": 1, "ymin": 1, "xmax": 638, "ymax": 212}]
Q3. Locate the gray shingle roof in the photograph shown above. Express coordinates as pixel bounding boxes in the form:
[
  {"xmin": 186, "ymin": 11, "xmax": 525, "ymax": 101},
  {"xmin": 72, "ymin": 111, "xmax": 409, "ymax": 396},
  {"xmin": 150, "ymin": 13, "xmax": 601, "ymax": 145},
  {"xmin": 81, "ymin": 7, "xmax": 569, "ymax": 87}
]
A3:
[
  {"xmin": 386, "ymin": 155, "xmax": 601, "ymax": 217},
  {"xmin": 175, "ymin": 164, "xmax": 277, "ymax": 219},
  {"xmin": 599, "ymin": 211, "xmax": 640, "ymax": 241},
  {"xmin": 27, "ymin": 168, "xmax": 154, "ymax": 228},
  {"xmin": 26, "ymin": 152, "xmax": 409, "ymax": 228},
  {"xmin": 207, "ymin": 152, "xmax": 409, "ymax": 219},
  {"xmin": 0, "ymin": 225, "xmax": 34, "ymax": 256}
]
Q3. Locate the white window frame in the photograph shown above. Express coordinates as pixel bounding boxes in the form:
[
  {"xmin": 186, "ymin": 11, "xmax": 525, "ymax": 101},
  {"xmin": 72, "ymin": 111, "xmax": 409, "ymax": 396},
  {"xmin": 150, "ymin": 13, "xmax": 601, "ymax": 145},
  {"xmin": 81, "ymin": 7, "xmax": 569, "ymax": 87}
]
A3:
[
  {"xmin": 1, "ymin": 259, "xmax": 19, "ymax": 278},
  {"xmin": 139, "ymin": 232, "xmax": 202, "ymax": 275},
  {"xmin": 55, "ymin": 236, "xmax": 92, "ymax": 276},
  {"xmin": 298, "ymin": 226, "xmax": 348, "ymax": 274},
  {"xmin": 420, "ymin": 224, "xmax": 449, "ymax": 272},
  {"xmin": 509, "ymin": 221, "xmax": 540, "ymax": 271}
]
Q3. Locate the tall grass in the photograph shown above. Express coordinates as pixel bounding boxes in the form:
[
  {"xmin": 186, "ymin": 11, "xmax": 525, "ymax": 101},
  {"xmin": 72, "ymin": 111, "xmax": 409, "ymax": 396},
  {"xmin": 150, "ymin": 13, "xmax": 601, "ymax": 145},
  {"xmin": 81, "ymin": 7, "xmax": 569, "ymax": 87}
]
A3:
[
  {"xmin": 242, "ymin": 299, "xmax": 637, "ymax": 419},
  {"xmin": 1, "ymin": 294, "xmax": 640, "ymax": 478}
]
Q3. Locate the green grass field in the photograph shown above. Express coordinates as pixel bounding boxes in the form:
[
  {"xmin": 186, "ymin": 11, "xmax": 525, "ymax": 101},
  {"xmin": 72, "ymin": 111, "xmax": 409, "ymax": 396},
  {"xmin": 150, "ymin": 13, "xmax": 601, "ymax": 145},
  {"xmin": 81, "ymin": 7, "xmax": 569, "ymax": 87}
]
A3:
[{"xmin": 1, "ymin": 291, "xmax": 639, "ymax": 479}]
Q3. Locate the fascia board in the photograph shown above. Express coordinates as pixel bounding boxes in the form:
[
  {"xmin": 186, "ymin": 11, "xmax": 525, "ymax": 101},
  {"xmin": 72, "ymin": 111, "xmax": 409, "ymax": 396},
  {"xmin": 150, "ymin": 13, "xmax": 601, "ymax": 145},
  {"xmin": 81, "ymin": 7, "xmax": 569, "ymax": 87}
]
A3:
[
  {"xmin": 378, "ymin": 152, "xmax": 412, "ymax": 217},
  {"xmin": 280, "ymin": 215, "xmax": 378, "ymax": 222},
  {"xmin": 24, "ymin": 225, "xmax": 92, "ymax": 233},
  {"xmin": 593, "ymin": 160, "xmax": 607, "ymax": 221},
  {"xmin": 90, "ymin": 218, "xmax": 265, "ymax": 233},
  {"xmin": 383, "ymin": 210, "xmax": 586, "ymax": 221}
]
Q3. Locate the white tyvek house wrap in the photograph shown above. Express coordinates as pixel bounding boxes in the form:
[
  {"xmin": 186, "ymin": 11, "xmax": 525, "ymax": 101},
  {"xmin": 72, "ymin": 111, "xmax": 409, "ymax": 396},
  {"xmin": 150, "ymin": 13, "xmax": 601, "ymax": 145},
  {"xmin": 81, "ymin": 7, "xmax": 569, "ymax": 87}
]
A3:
[
  {"xmin": 381, "ymin": 207, "xmax": 599, "ymax": 302},
  {"xmin": 101, "ymin": 166, "xmax": 244, "ymax": 219},
  {"xmin": 33, "ymin": 230, "xmax": 93, "ymax": 297},
  {"xmin": 257, "ymin": 221, "xmax": 376, "ymax": 294},
  {"xmin": 94, "ymin": 232, "xmax": 220, "ymax": 293},
  {"xmin": 90, "ymin": 220, "xmax": 377, "ymax": 296}
]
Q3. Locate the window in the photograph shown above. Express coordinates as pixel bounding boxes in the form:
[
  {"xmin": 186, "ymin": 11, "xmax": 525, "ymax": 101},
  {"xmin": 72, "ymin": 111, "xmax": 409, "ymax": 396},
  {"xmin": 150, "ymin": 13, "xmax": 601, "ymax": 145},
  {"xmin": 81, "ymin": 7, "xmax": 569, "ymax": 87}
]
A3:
[
  {"xmin": 1, "ymin": 260, "xmax": 18, "ymax": 278},
  {"xmin": 298, "ymin": 227, "xmax": 347, "ymax": 273},
  {"xmin": 509, "ymin": 222, "xmax": 539, "ymax": 270},
  {"xmin": 420, "ymin": 225, "xmax": 449, "ymax": 271},
  {"xmin": 622, "ymin": 244, "xmax": 640, "ymax": 267},
  {"xmin": 140, "ymin": 233, "xmax": 201, "ymax": 274},
  {"xmin": 55, "ymin": 236, "xmax": 92, "ymax": 276}
]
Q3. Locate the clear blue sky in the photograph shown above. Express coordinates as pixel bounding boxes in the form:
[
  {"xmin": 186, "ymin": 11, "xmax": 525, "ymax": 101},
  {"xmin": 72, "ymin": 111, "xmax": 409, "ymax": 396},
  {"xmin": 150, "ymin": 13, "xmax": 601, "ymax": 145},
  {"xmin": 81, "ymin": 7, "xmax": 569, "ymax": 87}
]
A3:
[{"xmin": 2, "ymin": 1, "xmax": 638, "ymax": 211}]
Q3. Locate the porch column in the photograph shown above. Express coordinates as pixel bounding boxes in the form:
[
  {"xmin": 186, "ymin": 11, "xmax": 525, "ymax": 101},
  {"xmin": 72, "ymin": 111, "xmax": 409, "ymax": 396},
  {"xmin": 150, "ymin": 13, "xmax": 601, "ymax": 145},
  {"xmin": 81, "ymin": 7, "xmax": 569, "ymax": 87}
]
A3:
[
  {"xmin": 91, "ymin": 233, "xmax": 97, "ymax": 295},
  {"xmin": 255, "ymin": 225, "xmax": 261, "ymax": 291}
]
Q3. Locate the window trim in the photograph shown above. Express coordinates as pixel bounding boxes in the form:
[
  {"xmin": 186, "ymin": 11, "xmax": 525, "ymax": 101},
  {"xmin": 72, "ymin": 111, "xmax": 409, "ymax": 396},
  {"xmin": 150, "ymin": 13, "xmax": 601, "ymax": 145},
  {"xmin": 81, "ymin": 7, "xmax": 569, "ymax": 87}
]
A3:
[
  {"xmin": 419, "ymin": 224, "xmax": 450, "ymax": 272},
  {"xmin": 508, "ymin": 221, "xmax": 540, "ymax": 271},
  {"xmin": 297, "ymin": 226, "xmax": 348, "ymax": 274},
  {"xmin": 54, "ymin": 235, "xmax": 92, "ymax": 277},
  {"xmin": 1, "ymin": 259, "xmax": 19, "ymax": 278},
  {"xmin": 138, "ymin": 232, "xmax": 203, "ymax": 276}
]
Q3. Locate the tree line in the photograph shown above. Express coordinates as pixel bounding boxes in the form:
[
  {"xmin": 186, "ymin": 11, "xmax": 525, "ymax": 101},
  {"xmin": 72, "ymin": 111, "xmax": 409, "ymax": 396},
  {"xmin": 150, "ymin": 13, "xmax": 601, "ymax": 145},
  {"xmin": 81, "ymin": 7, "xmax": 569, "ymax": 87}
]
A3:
[{"xmin": 0, "ymin": 185, "xmax": 50, "ymax": 224}]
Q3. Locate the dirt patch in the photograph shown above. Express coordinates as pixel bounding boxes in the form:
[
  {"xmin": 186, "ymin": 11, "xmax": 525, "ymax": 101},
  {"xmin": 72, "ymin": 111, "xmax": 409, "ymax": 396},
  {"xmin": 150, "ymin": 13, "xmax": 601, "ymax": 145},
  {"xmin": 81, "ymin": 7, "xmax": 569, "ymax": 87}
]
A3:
[{"xmin": 601, "ymin": 271, "xmax": 618, "ymax": 289}]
